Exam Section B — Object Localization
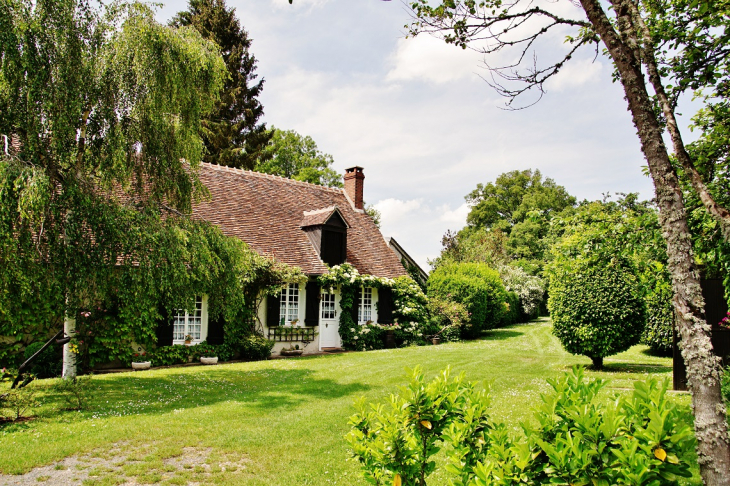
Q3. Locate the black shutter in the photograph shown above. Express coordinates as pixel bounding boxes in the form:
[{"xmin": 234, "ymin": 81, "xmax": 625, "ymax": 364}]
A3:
[
  {"xmin": 207, "ymin": 313, "xmax": 225, "ymax": 345},
  {"xmin": 377, "ymin": 288, "xmax": 394, "ymax": 324},
  {"xmin": 305, "ymin": 280, "xmax": 320, "ymax": 326},
  {"xmin": 350, "ymin": 287, "xmax": 361, "ymax": 324},
  {"xmin": 155, "ymin": 306, "xmax": 173, "ymax": 346},
  {"xmin": 267, "ymin": 293, "xmax": 281, "ymax": 327}
]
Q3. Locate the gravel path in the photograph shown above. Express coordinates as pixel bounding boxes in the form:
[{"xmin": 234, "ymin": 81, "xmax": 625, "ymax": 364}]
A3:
[{"xmin": 0, "ymin": 442, "xmax": 247, "ymax": 485}]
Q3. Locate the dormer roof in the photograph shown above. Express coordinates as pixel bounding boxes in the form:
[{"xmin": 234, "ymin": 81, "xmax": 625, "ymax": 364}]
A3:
[{"xmin": 300, "ymin": 206, "xmax": 350, "ymax": 229}]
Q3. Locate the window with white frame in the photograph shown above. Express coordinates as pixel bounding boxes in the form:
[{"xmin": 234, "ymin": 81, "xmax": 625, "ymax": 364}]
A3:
[
  {"xmin": 358, "ymin": 287, "xmax": 373, "ymax": 324},
  {"xmin": 279, "ymin": 283, "xmax": 300, "ymax": 325},
  {"xmin": 321, "ymin": 288, "xmax": 336, "ymax": 320},
  {"xmin": 173, "ymin": 296, "xmax": 203, "ymax": 343}
]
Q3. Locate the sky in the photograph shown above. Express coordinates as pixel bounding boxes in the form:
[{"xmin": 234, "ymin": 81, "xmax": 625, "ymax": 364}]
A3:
[{"xmin": 155, "ymin": 0, "xmax": 698, "ymax": 271}]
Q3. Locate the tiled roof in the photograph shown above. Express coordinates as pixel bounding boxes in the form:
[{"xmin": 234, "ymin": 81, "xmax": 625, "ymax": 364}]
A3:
[{"xmin": 192, "ymin": 163, "xmax": 407, "ymax": 278}]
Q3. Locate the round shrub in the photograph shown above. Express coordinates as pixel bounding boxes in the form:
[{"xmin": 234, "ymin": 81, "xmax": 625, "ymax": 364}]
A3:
[
  {"xmin": 641, "ymin": 278, "xmax": 674, "ymax": 356},
  {"xmin": 23, "ymin": 341, "xmax": 62, "ymax": 378},
  {"xmin": 547, "ymin": 256, "xmax": 645, "ymax": 368},
  {"xmin": 428, "ymin": 262, "xmax": 507, "ymax": 339}
]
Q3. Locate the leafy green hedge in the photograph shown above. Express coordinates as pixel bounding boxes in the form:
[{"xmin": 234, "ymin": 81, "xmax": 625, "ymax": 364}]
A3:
[
  {"xmin": 427, "ymin": 263, "xmax": 507, "ymax": 338},
  {"xmin": 501, "ymin": 291, "xmax": 520, "ymax": 326},
  {"xmin": 548, "ymin": 255, "xmax": 646, "ymax": 368},
  {"xmin": 144, "ymin": 334, "xmax": 272, "ymax": 367},
  {"xmin": 642, "ymin": 278, "xmax": 674, "ymax": 356}
]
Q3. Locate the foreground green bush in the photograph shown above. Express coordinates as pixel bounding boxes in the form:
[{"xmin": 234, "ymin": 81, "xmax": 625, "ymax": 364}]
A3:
[
  {"xmin": 547, "ymin": 255, "xmax": 646, "ymax": 368},
  {"xmin": 347, "ymin": 367, "xmax": 694, "ymax": 486},
  {"xmin": 428, "ymin": 263, "xmax": 507, "ymax": 338}
]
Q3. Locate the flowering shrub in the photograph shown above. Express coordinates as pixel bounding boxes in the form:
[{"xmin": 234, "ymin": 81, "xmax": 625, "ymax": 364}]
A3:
[
  {"xmin": 390, "ymin": 276, "xmax": 429, "ymax": 325},
  {"xmin": 498, "ymin": 264, "xmax": 545, "ymax": 321},
  {"xmin": 720, "ymin": 311, "xmax": 730, "ymax": 329}
]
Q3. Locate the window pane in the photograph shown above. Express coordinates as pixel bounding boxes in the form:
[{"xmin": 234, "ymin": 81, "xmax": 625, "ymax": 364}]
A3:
[
  {"xmin": 321, "ymin": 290, "xmax": 336, "ymax": 319},
  {"xmin": 361, "ymin": 287, "xmax": 373, "ymax": 323},
  {"xmin": 173, "ymin": 310, "xmax": 185, "ymax": 341},
  {"xmin": 279, "ymin": 284, "xmax": 300, "ymax": 324}
]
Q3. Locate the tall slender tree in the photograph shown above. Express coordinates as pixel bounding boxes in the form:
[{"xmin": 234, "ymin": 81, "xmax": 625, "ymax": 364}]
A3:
[{"xmin": 172, "ymin": 0, "xmax": 272, "ymax": 169}]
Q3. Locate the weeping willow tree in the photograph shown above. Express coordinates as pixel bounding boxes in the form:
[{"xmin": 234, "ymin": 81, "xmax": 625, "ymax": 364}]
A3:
[{"xmin": 0, "ymin": 0, "xmax": 295, "ymax": 374}]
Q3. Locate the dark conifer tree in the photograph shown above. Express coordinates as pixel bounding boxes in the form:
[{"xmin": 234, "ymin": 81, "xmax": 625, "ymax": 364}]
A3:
[{"xmin": 172, "ymin": 0, "xmax": 272, "ymax": 169}]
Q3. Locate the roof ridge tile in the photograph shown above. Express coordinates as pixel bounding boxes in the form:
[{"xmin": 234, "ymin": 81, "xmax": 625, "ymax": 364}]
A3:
[{"xmin": 200, "ymin": 162, "xmax": 344, "ymax": 194}]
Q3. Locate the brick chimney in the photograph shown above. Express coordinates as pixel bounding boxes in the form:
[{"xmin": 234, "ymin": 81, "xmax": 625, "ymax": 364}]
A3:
[{"xmin": 344, "ymin": 166, "xmax": 365, "ymax": 210}]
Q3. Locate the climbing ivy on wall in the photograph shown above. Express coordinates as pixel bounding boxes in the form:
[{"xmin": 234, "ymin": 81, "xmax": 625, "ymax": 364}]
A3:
[{"xmin": 318, "ymin": 265, "xmax": 430, "ymax": 350}]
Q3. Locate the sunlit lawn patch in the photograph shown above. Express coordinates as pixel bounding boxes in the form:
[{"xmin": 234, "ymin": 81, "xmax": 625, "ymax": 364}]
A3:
[{"xmin": 0, "ymin": 318, "xmax": 697, "ymax": 485}]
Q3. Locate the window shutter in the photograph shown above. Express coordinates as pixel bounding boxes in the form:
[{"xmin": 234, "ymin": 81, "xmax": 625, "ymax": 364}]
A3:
[
  {"xmin": 267, "ymin": 293, "xmax": 280, "ymax": 327},
  {"xmin": 350, "ymin": 287, "xmax": 361, "ymax": 324},
  {"xmin": 155, "ymin": 306, "xmax": 173, "ymax": 346},
  {"xmin": 305, "ymin": 281, "xmax": 320, "ymax": 326},
  {"xmin": 377, "ymin": 288, "xmax": 394, "ymax": 324},
  {"xmin": 207, "ymin": 313, "xmax": 225, "ymax": 345}
]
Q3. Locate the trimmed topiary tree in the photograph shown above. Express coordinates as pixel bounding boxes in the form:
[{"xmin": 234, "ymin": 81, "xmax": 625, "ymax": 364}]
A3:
[
  {"xmin": 427, "ymin": 263, "xmax": 507, "ymax": 338},
  {"xmin": 547, "ymin": 255, "xmax": 645, "ymax": 369}
]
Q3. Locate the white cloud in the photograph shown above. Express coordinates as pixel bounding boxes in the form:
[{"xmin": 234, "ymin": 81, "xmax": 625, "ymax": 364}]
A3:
[
  {"xmin": 439, "ymin": 203, "xmax": 470, "ymax": 226},
  {"xmin": 386, "ymin": 35, "xmax": 483, "ymax": 85},
  {"xmin": 374, "ymin": 198, "xmax": 423, "ymax": 225}
]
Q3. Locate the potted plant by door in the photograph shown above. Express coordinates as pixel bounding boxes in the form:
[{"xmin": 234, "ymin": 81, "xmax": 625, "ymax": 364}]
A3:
[{"xmin": 131, "ymin": 352, "xmax": 151, "ymax": 370}]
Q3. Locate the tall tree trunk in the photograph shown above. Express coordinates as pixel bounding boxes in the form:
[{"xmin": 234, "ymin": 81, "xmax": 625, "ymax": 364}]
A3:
[
  {"xmin": 62, "ymin": 314, "xmax": 76, "ymax": 379},
  {"xmin": 580, "ymin": 0, "xmax": 730, "ymax": 483}
]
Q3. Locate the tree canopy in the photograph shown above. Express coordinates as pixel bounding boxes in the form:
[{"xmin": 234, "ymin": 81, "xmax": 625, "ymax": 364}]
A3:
[
  {"xmin": 172, "ymin": 0, "xmax": 272, "ymax": 170},
  {"xmin": 256, "ymin": 127, "xmax": 343, "ymax": 188},
  {"xmin": 466, "ymin": 169, "xmax": 575, "ymax": 232}
]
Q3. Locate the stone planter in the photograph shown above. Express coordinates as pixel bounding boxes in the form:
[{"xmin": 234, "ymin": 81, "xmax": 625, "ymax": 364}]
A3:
[
  {"xmin": 131, "ymin": 361, "xmax": 151, "ymax": 370},
  {"xmin": 432, "ymin": 337, "xmax": 441, "ymax": 345},
  {"xmin": 200, "ymin": 356, "xmax": 218, "ymax": 365},
  {"xmin": 280, "ymin": 349, "xmax": 303, "ymax": 357}
]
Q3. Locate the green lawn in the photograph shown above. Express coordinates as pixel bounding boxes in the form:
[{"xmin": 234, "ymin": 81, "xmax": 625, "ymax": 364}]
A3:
[{"xmin": 0, "ymin": 318, "xmax": 697, "ymax": 485}]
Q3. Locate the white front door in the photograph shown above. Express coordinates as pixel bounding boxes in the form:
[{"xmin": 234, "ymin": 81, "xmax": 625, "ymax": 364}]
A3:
[{"xmin": 319, "ymin": 289, "xmax": 340, "ymax": 349}]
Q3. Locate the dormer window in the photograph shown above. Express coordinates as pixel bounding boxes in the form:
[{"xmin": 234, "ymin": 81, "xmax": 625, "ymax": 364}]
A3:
[{"xmin": 301, "ymin": 206, "xmax": 349, "ymax": 267}]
